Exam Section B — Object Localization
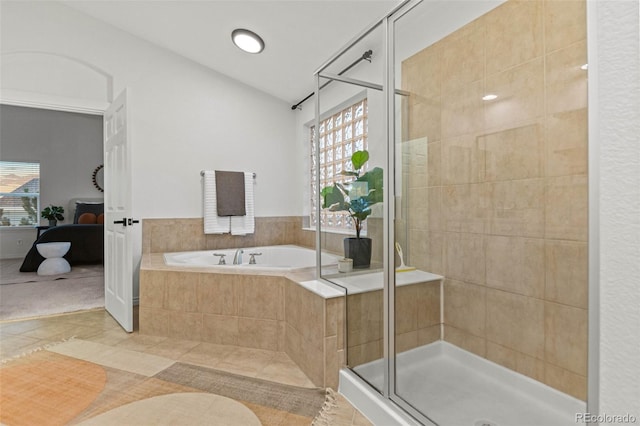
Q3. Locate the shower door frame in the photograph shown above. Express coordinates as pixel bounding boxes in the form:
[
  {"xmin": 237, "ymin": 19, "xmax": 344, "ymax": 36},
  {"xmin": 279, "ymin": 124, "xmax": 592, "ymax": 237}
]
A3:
[
  {"xmin": 317, "ymin": 0, "xmax": 598, "ymax": 424},
  {"xmin": 384, "ymin": 2, "xmax": 442, "ymax": 423},
  {"xmin": 314, "ymin": 1, "xmax": 438, "ymax": 424}
]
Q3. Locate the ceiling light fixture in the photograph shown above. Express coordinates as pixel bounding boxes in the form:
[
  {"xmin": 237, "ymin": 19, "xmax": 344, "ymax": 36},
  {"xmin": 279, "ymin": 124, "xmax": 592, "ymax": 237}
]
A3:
[
  {"xmin": 231, "ymin": 29, "xmax": 265, "ymax": 54},
  {"xmin": 482, "ymin": 94, "xmax": 498, "ymax": 101}
]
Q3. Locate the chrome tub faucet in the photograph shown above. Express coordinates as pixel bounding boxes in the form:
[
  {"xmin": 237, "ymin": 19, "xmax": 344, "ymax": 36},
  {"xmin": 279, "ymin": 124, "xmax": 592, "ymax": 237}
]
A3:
[{"xmin": 233, "ymin": 249, "xmax": 244, "ymax": 265}]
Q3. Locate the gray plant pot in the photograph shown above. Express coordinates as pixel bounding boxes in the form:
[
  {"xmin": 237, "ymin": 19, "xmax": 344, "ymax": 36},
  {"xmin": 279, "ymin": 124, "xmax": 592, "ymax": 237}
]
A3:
[
  {"xmin": 48, "ymin": 219, "xmax": 57, "ymax": 227},
  {"xmin": 344, "ymin": 237, "xmax": 372, "ymax": 269}
]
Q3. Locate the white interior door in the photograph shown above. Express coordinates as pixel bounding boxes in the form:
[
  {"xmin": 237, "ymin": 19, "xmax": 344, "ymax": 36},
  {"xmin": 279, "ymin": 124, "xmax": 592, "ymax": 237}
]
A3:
[{"xmin": 104, "ymin": 89, "xmax": 133, "ymax": 332}]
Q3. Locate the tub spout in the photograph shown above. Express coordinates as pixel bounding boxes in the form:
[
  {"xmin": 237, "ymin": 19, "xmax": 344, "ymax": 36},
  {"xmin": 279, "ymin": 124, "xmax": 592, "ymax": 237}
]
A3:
[{"xmin": 233, "ymin": 249, "xmax": 244, "ymax": 265}]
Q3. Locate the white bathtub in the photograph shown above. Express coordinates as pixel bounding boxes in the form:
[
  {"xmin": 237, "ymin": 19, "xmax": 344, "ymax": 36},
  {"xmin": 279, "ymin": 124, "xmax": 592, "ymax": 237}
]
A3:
[{"xmin": 163, "ymin": 244, "xmax": 340, "ymax": 272}]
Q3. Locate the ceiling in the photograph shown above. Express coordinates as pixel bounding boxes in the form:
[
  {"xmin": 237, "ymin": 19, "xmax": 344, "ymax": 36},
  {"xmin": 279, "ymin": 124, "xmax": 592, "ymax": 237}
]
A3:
[{"xmin": 62, "ymin": 1, "xmax": 400, "ymax": 107}]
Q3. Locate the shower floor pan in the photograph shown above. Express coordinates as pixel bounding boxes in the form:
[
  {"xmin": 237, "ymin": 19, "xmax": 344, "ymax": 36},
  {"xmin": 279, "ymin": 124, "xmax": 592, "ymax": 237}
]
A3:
[{"xmin": 352, "ymin": 341, "xmax": 585, "ymax": 426}]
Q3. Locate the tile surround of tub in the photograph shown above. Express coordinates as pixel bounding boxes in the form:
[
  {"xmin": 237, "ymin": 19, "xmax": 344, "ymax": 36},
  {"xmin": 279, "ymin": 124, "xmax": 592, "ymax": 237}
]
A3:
[
  {"xmin": 401, "ymin": 0, "xmax": 588, "ymax": 400},
  {"xmin": 140, "ymin": 257, "xmax": 348, "ymax": 388},
  {"xmin": 142, "ymin": 216, "xmax": 314, "ymax": 255},
  {"xmin": 140, "ymin": 270, "xmax": 287, "ymax": 353}
]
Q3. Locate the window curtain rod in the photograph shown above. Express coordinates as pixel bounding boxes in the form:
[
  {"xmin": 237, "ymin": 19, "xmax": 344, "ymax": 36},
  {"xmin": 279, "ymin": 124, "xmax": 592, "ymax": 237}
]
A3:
[{"xmin": 291, "ymin": 49, "xmax": 373, "ymax": 110}]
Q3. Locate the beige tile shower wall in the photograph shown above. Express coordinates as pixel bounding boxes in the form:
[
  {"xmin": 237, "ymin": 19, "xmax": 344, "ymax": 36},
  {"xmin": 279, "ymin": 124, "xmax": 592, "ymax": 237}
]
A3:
[
  {"xmin": 401, "ymin": 0, "xmax": 587, "ymax": 400},
  {"xmin": 347, "ymin": 281, "xmax": 441, "ymax": 368},
  {"xmin": 142, "ymin": 217, "xmax": 315, "ymax": 254}
]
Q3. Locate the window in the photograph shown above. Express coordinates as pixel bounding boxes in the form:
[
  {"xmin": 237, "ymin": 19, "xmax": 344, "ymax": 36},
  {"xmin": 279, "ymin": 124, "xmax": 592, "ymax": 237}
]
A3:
[
  {"xmin": 0, "ymin": 161, "xmax": 40, "ymax": 227},
  {"xmin": 310, "ymin": 98, "xmax": 368, "ymax": 232}
]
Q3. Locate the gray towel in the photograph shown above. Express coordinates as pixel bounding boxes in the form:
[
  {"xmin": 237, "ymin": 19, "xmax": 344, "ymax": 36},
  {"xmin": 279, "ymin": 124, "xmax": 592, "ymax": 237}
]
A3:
[{"xmin": 215, "ymin": 171, "xmax": 246, "ymax": 216}]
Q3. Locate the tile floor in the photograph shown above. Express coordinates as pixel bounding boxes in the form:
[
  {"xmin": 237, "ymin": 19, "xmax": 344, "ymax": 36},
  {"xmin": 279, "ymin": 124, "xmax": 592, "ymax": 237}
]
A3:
[{"xmin": 0, "ymin": 308, "xmax": 371, "ymax": 426}]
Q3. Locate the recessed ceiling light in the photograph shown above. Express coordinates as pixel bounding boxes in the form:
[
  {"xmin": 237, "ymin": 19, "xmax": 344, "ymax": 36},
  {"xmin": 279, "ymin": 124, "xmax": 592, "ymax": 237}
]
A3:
[
  {"xmin": 482, "ymin": 94, "xmax": 498, "ymax": 101},
  {"xmin": 231, "ymin": 29, "xmax": 265, "ymax": 54},
  {"xmin": 581, "ymin": 63, "xmax": 588, "ymax": 70}
]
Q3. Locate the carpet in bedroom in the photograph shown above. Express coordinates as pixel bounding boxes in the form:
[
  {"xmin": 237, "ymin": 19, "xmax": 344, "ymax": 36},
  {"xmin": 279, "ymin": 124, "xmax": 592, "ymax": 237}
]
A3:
[{"xmin": 0, "ymin": 259, "xmax": 104, "ymax": 321}]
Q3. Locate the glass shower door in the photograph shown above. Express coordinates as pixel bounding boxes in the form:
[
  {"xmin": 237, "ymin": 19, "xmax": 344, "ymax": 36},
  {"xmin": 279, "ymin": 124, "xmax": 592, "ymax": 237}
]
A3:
[
  {"xmin": 314, "ymin": 21, "xmax": 387, "ymax": 395},
  {"xmin": 390, "ymin": 0, "xmax": 589, "ymax": 424}
]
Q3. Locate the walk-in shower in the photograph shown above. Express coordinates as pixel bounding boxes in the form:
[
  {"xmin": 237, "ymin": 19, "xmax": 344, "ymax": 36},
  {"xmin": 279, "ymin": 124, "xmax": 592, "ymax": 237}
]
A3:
[{"xmin": 314, "ymin": 0, "xmax": 590, "ymax": 424}]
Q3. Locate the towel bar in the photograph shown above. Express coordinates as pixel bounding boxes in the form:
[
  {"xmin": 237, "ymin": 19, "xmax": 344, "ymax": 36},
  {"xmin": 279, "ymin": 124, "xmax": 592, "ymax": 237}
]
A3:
[{"xmin": 201, "ymin": 171, "xmax": 256, "ymax": 179}]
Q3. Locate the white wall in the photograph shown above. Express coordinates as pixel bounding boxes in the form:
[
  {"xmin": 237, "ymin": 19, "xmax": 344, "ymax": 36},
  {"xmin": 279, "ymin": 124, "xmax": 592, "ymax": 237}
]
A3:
[
  {"xmin": 1, "ymin": 1, "xmax": 298, "ymax": 288},
  {"xmin": 590, "ymin": 0, "xmax": 640, "ymax": 419},
  {"xmin": 0, "ymin": 105, "xmax": 103, "ymax": 259}
]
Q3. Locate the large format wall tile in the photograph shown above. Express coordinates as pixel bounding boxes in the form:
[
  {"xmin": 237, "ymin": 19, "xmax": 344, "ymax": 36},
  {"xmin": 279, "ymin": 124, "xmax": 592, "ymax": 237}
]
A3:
[
  {"xmin": 546, "ymin": 108, "xmax": 588, "ymax": 176},
  {"xmin": 486, "ymin": 289, "xmax": 545, "ymax": 358},
  {"xmin": 402, "ymin": 0, "xmax": 588, "ymax": 400},
  {"xmin": 545, "ymin": 40, "xmax": 588, "ymax": 115},
  {"xmin": 165, "ymin": 272, "xmax": 199, "ymax": 312},
  {"xmin": 486, "ymin": 341, "xmax": 545, "ymax": 382},
  {"xmin": 443, "ymin": 325, "xmax": 486, "ymax": 357},
  {"xmin": 545, "ymin": 175, "xmax": 588, "ymax": 241},
  {"xmin": 544, "ymin": 302, "xmax": 588, "ymax": 375},
  {"xmin": 484, "ymin": 59, "xmax": 545, "ymax": 131},
  {"xmin": 441, "ymin": 81, "xmax": 484, "ymax": 139},
  {"xmin": 202, "ymin": 314, "xmax": 239, "ymax": 346},
  {"xmin": 237, "ymin": 275, "xmax": 283, "ymax": 321},
  {"xmin": 442, "ymin": 184, "xmax": 487, "ymax": 234},
  {"xmin": 444, "ymin": 280, "xmax": 485, "ymax": 337},
  {"xmin": 139, "ymin": 270, "xmax": 166, "ymax": 309},
  {"xmin": 478, "ymin": 123, "xmax": 543, "ymax": 182},
  {"xmin": 440, "ymin": 18, "xmax": 485, "ymax": 95},
  {"xmin": 544, "ymin": 363, "xmax": 587, "ymax": 400},
  {"xmin": 485, "ymin": 236, "xmax": 545, "ymax": 298},
  {"xmin": 402, "ymin": 44, "xmax": 442, "ymax": 101},
  {"xmin": 445, "ymin": 232, "xmax": 485, "ymax": 284},
  {"xmin": 485, "ymin": 0, "xmax": 543, "ymax": 75},
  {"xmin": 197, "ymin": 273, "xmax": 237, "ymax": 316},
  {"xmin": 442, "ymin": 134, "xmax": 481, "ymax": 185},
  {"xmin": 545, "ymin": 240, "xmax": 588, "ymax": 309},
  {"xmin": 544, "ymin": 0, "xmax": 587, "ymax": 53},
  {"xmin": 483, "ymin": 178, "xmax": 545, "ymax": 238}
]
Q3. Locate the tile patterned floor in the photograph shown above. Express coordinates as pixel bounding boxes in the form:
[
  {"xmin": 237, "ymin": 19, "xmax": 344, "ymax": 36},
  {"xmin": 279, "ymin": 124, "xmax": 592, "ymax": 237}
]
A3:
[{"xmin": 0, "ymin": 308, "xmax": 371, "ymax": 426}]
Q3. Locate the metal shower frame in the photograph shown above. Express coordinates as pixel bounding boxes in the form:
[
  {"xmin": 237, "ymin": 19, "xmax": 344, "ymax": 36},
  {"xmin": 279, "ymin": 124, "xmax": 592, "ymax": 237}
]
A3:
[{"xmin": 313, "ymin": 0, "xmax": 436, "ymax": 424}]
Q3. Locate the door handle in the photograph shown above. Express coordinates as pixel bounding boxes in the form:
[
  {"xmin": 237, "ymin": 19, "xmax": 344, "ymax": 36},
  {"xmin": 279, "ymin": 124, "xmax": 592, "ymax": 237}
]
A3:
[{"xmin": 113, "ymin": 218, "xmax": 139, "ymax": 226}]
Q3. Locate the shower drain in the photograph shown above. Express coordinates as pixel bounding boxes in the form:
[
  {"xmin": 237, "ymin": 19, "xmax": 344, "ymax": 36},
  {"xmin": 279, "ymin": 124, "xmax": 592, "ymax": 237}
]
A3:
[{"xmin": 474, "ymin": 421, "xmax": 498, "ymax": 426}]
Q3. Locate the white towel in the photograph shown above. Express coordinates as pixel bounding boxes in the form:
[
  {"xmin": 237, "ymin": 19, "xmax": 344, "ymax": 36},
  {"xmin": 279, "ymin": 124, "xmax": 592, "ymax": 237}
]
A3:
[
  {"xmin": 203, "ymin": 171, "xmax": 230, "ymax": 234},
  {"xmin": 231, "ymin": 172, "xmax": 255, "ymax": 235}
]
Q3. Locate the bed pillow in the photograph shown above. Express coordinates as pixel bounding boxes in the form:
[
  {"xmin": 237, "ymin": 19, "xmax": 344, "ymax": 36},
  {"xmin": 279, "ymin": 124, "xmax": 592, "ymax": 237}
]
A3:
[
  {"xmin": 74, "ymin": 202, "xmax": 104, "ymax": 224},
  {"xmin": 78, "ymin": 213, "xmax": 97, "ymax": 224},
  {"xmin": 97, "ymin": 213, "xmax": 104, "ymax": 224}
]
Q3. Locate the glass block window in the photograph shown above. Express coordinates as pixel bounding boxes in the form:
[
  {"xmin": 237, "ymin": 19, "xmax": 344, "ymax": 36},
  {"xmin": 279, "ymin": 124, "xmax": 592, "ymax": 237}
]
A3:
[
  {"xmin": 0, "ymin": 161, "xmax": 40, "ymax": 226},
  {"xmin": 310, "ymin": 98, "xmax": 368, "ymax": 232}
]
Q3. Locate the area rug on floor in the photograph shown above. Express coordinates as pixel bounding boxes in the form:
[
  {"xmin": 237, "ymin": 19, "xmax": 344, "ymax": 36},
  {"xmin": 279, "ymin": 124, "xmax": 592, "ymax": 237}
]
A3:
[
  {"xmin": 0, "ymin": 271, "xmax": 104, "ymax": 321},
  {"xmin": 0, "ymin": 259, "xmax": 104, "ymax": 285},
  {"xmin": 0, "ymin": 341, "xmax": 329, "ymax": 426}
]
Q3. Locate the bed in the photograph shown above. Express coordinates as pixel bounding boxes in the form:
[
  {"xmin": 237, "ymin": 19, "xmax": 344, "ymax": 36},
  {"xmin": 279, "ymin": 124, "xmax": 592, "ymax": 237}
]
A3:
[{"xmin": 19, "ymin": 198, "xmax": 105, "ymax": 272}]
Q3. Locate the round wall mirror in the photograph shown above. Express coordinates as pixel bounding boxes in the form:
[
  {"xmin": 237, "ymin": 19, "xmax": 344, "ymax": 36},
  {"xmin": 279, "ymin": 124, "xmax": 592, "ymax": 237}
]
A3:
[{"xmin": 92, "ymin": 164, "xmax": 104, "ymax": 192}]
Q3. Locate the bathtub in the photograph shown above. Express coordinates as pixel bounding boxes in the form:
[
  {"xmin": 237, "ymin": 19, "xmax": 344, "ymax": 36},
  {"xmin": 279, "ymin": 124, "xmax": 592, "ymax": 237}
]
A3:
[{"xmin": 163, "ymin": 244, "xmax": 340, "ymax": 272}]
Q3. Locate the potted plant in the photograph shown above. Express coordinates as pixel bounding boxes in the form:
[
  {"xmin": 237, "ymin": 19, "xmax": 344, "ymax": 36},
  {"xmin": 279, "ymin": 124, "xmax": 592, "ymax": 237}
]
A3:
[
  {"xmin": 321, "ymin": 150, "xmax": 383, "ymax": 268},
  {"xmin": 41, "ymin": 205, "xmax": 65, "ymax": 226}
]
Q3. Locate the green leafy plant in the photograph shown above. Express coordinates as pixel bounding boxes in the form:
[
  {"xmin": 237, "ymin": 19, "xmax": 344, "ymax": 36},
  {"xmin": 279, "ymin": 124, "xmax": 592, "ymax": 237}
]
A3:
[
  {"xmin": 41, "ymin": 205, "xmax": 65, "ymax": 221},
  {"xmin": 320, "ymin": 150, "xmax": 383, "ymax": 239}
]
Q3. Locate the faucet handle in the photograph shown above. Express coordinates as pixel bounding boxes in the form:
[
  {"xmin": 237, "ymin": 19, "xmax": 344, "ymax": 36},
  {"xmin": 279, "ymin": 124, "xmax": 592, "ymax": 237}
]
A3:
[
  {"xmin": 213, "ymin": 253, "xmax": 226, "ymax": 265},
  {"xmin": 248, "ymin": 253, "xmax": 262, "ymax": 264}
]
